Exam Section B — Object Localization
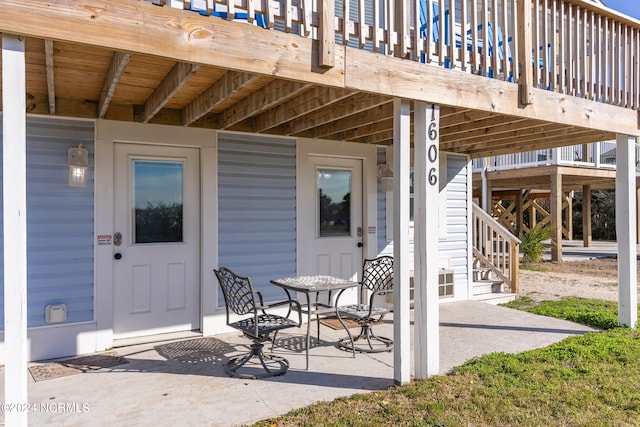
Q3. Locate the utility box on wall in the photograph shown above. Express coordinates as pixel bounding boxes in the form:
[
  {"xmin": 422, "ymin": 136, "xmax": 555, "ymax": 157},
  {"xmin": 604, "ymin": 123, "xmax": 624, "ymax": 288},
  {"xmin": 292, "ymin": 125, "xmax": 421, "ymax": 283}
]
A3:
[{"xmin": 45, "ymin": 304, "xmax": 67, "ymax": 324}]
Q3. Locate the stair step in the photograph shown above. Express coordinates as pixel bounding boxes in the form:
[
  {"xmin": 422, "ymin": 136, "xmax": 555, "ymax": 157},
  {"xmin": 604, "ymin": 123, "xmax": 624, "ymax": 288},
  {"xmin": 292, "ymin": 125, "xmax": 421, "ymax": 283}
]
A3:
[
  {"xmin": 472, "ymin": 280, "xmax": 504, "ymax": 294},
  {"xmin": 472, "ymin": 292, "xmax": 516, "ymax": 305}
]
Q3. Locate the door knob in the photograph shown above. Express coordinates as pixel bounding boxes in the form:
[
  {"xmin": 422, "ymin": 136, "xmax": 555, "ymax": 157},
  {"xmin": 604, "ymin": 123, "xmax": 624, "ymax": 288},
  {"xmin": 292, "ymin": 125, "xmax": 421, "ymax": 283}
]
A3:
[
  {"xmin": 357, "ymin": 242, "xmax": 364, "ymax": 248},
  {"xmin": 114, "ymin": 253, "xmax": 122, "ymax": 260}
]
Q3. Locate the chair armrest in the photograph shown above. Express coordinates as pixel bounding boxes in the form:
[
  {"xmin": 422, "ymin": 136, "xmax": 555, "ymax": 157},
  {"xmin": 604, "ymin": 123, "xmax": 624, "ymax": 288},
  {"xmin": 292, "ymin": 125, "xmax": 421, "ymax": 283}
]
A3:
[{"xmin": 253, "ymin": 290, "xmax": 267, "ymax": 315}]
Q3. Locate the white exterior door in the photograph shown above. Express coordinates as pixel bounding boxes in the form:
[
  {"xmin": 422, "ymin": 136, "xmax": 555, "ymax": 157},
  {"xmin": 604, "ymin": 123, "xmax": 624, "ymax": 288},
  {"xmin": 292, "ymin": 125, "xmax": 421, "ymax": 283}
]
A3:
[
  {"xmin": 113, "ymin": 143, "xmax": 201, "ymax": 339},
  {"xmin": 300, "ymin": 156, "xmax": 364, "ymax": 280}
]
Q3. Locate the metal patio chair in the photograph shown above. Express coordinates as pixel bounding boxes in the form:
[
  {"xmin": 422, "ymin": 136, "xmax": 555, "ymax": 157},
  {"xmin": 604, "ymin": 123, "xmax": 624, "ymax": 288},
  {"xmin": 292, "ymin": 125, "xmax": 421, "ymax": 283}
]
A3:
[
  {"xmin": 214, "ymin": 267, "xmax": 301, "ymax": 379},
  {"xmin": 335, "ymin": 256, "xmax": 394, "ymax": 354}
]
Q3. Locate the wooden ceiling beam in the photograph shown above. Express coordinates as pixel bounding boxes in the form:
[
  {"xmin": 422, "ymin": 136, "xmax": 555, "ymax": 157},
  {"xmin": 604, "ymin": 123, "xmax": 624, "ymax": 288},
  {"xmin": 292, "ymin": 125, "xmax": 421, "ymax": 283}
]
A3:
[
  {"xmin": 98, "ymin": 51, "xmax": 131, "ymax": 118},
  {"xmin": 219, "ymin": 80, "xmax": 312, "ymax": 129},
  {"xmin": 440, "ymin": 110, "xmax": 503, "ymax": 130},
  {"xmin": 44, "ymin": 39, "xmax": 56, "ymax": 115},
  {"xmin": 467, "ymin": 131, "xmax": 612, "ymax": 157},
  {"xmin": 441, "ymin": 119, "xmax": 552, "ymax": 145},
  {"xmin": 183, "ymin": 71, "xmax": 262, "ymax": 126},
  {"xmin": 256, "ymin": 86, "xmax": 354, "ymax": 133},
  {"xmin": 142, "ymin": 62, "xmax": 201, "ymax": 123},
  {"xmin": 441, "ymin": 123, "xmax": 579, "ymax": 150},
  {"xmin": 342, "ymin": 118, "xmax": 393, "ymax": 141},
  {"xmin": 442, "ymin": 116, "xmax": 530, "ymax": 140},
  {"xmin": 311, "ymin": 97, "xmax": 392, "ymax": 138}
]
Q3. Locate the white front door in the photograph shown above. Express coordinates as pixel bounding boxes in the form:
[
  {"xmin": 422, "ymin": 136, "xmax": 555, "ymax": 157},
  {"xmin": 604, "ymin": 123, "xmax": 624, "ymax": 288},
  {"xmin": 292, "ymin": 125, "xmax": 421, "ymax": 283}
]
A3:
[
  {"xmin": 300, "ymin": 156, "xmax": 364, "ymax": 280},
  {"xmin": 113, "ymin": 143, "xmax": 201, "ymax": 339}
]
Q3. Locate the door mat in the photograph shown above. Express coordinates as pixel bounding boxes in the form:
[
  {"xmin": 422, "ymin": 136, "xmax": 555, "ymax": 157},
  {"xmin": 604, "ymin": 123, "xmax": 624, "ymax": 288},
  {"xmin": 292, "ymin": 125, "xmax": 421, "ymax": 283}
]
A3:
[
  {"xmin": 319, "ymin": 317, "xmax": 360, "ymax": 330},
  {"xmin": 28, "ymin": 352, "xmax": 129, "ymax": 382}
]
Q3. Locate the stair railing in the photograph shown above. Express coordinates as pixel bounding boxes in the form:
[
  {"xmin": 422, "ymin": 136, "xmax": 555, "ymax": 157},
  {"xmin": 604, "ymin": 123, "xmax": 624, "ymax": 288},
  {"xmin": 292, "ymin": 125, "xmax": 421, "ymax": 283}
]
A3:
[{"xmin": 472, "ymin": 202, "xmax": 520, "ymax": 295}]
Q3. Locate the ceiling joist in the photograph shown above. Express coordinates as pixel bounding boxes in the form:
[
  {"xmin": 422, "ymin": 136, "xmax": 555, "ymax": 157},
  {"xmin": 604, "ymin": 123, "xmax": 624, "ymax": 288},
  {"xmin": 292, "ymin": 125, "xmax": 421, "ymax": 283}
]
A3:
[
  {"xmin": 143, "ymin": 62, "xmax": 201, "ymax": 123},
  {"xmin": 44, "ymin": 39, "xmax": 56, "ymax": 115},
  {"xmin": 183, "ymin": 71, "xmax": 262, "ymax": 126},
  {"xmin": 218, "ymin": 80, "xmax": 312, "ymax": 130},
  {"xmin": 98, "ymin": 51, "xmax": 131, "ymax": 118}
]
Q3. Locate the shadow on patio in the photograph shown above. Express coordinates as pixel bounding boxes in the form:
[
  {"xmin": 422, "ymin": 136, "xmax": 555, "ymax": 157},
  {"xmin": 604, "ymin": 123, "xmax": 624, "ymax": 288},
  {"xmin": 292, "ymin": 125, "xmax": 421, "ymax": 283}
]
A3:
[{"xmin": 3, "ymin": 301, "xmax": 597, "ymax": 426}]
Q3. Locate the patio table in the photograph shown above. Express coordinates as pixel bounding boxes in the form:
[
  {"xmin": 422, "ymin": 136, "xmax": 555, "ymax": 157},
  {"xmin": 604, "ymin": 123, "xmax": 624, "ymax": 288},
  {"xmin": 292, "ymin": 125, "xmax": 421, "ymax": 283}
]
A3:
[{"xmin": 270, "ymin": 275, "xmax": 359, "ymax": 369}]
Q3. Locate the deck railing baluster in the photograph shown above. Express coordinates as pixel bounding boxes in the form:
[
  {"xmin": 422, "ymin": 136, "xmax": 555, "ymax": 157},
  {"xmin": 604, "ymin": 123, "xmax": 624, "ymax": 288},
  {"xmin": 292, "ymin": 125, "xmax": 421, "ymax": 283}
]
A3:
[{"xmin": 169, "ymin": 0, "xmax": 637, "ymax": 111}]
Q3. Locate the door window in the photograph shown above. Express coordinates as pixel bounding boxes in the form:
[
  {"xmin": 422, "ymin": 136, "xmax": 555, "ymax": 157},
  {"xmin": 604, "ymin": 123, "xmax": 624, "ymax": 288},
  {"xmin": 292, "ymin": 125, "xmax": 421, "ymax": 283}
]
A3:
[
  {"xmin": 132, "ymin": 160, "xmax": 184, "ymax": 244},
  {"xmin": 317, "ymin": 169, "xmax": 352, "ymax": 237}
]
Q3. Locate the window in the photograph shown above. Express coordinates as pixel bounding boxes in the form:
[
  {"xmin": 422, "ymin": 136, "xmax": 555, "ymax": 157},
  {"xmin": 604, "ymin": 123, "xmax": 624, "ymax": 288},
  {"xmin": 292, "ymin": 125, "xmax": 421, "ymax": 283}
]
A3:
[
  {"xmin": 132, "ymin": 160, "xmax": 184, "ymax": 243},
  {"xmin": 317, "ymin": 169, "xmax": 352, "ymax": 237}
]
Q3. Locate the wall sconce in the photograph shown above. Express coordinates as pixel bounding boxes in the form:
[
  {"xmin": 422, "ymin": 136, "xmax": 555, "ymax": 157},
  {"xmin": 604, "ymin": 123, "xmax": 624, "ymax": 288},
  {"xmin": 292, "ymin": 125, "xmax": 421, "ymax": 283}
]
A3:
[
  {"xmin": 377, "ymin": 164, "xmax": 394, "ymax": 192},
  {"xmin": 68, "ymin": 144, "xmax": 88, "ymax": 187}
]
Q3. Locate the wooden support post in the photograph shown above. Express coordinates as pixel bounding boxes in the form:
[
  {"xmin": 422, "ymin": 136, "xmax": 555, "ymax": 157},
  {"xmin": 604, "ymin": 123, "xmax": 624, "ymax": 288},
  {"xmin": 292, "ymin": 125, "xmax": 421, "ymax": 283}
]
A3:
[
  {"xmin": 481, "ymin": 167, "xmax": 492, "ymax": 213},
  {"xmin": 393, "ymin": 98, "xmax": 411, "ymax": 385},
  {"xmin": 516, "ymin": 189, "xmax": 523, "ymax": 236},
  {"xmin": 518, "ymin": 0, "xmax": 533, "ymax": 105},
  {"xmin": 550, "ymin": 173, "xmax": 563, "ymax": 261},
  {"xmin": 566, "ymin": 193, "xmax": 573, "ymax": 240},
  {"xmin": 531, "ymin": 204, "xmax": 537, "ymax": 229},
  {"xmin": 318, "ymin": 0, "xmax": 335, "ymax": 68},
  {"xmin": 637, "ymin": 186, "xmax": 640, "ymax": 245},
  {"xmin": 413, "ymin": 101, "xmax": 440, "ymax": 379},
  {"xmin": 394, "ymin": 0, "xmax": 408, "ymax": 57},
  {"xmin": 3, "ymin": 33, "xmax": 29, "ymax": 426},
  {"xmin": 616, "ymin": 134, "xmax": 638, "ymax": 328},
  {"xmin": 583, "ymin": 184, "xmax": 592, "ymax": 247}
]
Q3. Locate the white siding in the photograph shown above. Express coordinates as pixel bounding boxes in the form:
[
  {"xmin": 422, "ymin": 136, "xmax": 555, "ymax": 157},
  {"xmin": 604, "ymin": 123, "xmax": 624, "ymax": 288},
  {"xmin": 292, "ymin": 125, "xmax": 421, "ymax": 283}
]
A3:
[
  {"xmin": 0, "ymin": 116, "xmax": 95, "ymax": 328},
  {"xmin": 377, "ymin": 147, "xmax": 388, "ymax": 253},
  {"xmin": 378, "ymin": 152, "xmax": 470, "ymax": 296},
  {"xmin": 217, "ymin": 133, "xmax": 296, "ymax": 304},
  {"xmin": 439, "ymin": 153, "xmax": 469, "ymax": 289}
]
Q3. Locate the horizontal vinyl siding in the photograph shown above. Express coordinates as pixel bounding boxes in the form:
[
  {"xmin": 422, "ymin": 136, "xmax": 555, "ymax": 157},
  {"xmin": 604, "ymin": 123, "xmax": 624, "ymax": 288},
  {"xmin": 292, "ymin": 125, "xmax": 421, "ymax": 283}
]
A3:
[
  {"xmin": 217, "ymin": 133, "xmax": 296, "ymax": 304},
  {"xmin": 377, "ymin": 147, "xmax": 388, "ymax": 253},
  {"xmin": 0, "ymin": 117, "xmax": 95, "ymax": 328},
  {"xmin": 438, "ymin": 153, "xmax": 469, "ymax": 288}
]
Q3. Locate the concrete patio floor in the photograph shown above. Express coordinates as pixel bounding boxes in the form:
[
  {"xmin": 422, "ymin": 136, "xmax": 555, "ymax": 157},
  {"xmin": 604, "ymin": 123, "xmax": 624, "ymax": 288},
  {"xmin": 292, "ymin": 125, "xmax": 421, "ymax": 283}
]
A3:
[{"xmin": 1, "ymin": 301, "xmax": 597, "ymax": 427}]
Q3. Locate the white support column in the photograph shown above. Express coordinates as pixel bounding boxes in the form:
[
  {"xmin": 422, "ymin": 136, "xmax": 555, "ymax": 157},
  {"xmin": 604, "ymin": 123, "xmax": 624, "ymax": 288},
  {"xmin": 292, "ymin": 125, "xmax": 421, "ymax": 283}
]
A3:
[
  {"xmin": 616, "ymin": 134, "xmax": 638, "ymax": 328},
  {"xmin": 413, "ymin": 102, "xmax": 440, "ymax": 378},
  {"xmin": 3, "ymin": 33, "xmax": 29, "ymax": 426},
  {"xmin": 392, "ymin": 98, "xmax": 411, "ymax": 385}
]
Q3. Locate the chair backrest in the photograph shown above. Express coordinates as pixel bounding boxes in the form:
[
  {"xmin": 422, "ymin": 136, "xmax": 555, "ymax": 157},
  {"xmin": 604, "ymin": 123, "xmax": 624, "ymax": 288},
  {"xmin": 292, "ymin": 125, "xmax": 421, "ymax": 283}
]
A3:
[
  {"xmin": 361, "ymin": 256, "xmax": 394, "ymax": 293},
  {"xmin": 214, "ymin": 267, "xmax": 257, "ymax": 316}
]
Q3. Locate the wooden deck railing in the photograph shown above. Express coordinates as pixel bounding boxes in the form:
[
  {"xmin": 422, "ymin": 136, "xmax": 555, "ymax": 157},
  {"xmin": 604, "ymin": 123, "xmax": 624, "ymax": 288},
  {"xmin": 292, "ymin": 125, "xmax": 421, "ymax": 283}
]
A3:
[
  {"xmin": 156, "ymin": 0, "xmax": 640, "ymax": 111},
  {"xmin": 472, "ymin": 140, "xmax": 640, "ymax": 172},
  {"xmin": 472, "ymin": 202, "xmax": 520, "ymax": 295}
]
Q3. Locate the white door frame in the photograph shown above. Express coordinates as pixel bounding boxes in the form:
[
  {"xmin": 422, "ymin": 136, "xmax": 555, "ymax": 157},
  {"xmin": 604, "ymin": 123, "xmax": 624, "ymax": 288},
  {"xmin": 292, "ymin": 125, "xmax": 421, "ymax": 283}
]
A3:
[
  {"xmin": 296, "ymin": 138, "xmax": 378, "ymax": 275},
  {"xmin": 94, "ymin": 120, "xmax": 218, "ymax": 351}
]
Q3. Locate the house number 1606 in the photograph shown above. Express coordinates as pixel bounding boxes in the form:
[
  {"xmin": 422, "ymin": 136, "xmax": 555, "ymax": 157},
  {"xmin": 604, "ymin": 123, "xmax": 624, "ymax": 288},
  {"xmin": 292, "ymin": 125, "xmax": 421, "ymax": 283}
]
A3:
[{"xmin": 428, "ymin": 116, "xmax": 438, "ymax": 186}]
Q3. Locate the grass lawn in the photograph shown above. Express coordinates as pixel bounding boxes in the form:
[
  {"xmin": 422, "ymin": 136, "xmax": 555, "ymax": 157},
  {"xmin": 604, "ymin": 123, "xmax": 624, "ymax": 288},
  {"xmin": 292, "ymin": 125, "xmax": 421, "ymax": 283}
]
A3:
[{"xmin": 253, "ymin": 298, "xmax": 640, "ymax": 426}]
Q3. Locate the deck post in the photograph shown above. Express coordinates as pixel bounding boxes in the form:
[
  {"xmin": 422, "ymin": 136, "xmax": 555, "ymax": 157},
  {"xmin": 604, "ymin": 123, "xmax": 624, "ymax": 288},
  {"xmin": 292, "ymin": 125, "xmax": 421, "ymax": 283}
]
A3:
[
  {"xmin": 516, "ymin": 189, "xmax": 523, "ymax": 236},
  {"xmin": 637, "ymin": 186, "xmax": 640, "ymax": 245},
  {"xmin": 392, "ymin": 98, "xmax": 411, "ymax": 385},
  {"xmin": 550, "ymin": 173, "xmax": 563, "ymax": 261},
  {"xmin": 481, "ymin": 167, "xmax": 492, "ymax": 213},
  {"xmin": 318, "ymin": 0, "xmax": 335, "ymax": 68},
  {"xmin": 615, "ymin": 134, "xmax": 638, "ymax": 328},
  {"xmin": 2, "ymin": 33, "xmax": 29, "ymax": 427},
  {"xmin": 517, "ymin": 0, "xmax": 533, "ymax": 106},
  {"xmin": 413, "ymin": 101, "xmax": 440, "ymax": 379},
  {"xmin": 582, "ymin": 184, "xmax": 592, "ymax": 247}
]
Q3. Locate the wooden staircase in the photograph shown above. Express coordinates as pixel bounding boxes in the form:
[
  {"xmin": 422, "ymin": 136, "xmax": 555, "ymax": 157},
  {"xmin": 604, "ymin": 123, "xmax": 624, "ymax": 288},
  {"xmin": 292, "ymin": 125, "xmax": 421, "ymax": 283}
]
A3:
[{"xmin": 471, "ymin": 202, "xmax": 520, "ymax": 304}]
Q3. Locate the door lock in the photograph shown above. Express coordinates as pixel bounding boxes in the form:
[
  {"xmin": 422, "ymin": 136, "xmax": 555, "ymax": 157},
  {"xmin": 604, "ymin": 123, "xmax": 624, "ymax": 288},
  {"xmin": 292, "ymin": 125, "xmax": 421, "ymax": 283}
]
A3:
[{"xmin": 114, "ymin": 232, "xmax": 122, "ymax": 247}]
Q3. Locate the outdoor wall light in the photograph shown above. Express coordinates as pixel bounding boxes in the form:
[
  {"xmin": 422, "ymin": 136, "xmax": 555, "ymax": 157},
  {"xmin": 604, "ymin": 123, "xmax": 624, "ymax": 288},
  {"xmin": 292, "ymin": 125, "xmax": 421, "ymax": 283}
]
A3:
[
  {"xmin": 377, "ymin": 164, "xmax": 394, "ymax": 192},
  {"xmin": 68, "ymin": 144, "xmax": 88, "ymax": 187}
]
